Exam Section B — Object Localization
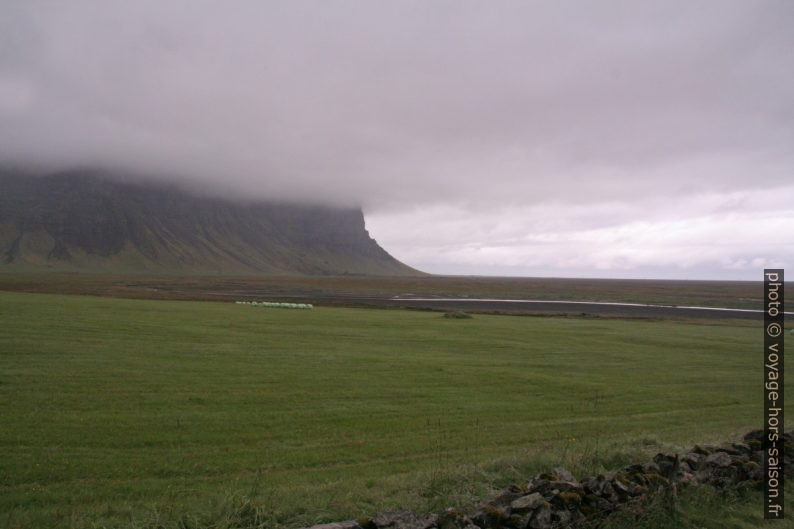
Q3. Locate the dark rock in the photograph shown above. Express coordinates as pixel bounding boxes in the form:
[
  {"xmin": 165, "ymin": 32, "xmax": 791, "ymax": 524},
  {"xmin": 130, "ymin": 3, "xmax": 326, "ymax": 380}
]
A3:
[
  {"xmin": 491, "ymin": 485, "xmax": 525, "ymax": 507},
  {"xmin": 510, "ymin": 493, "xmax": 544, "ymax": 512},
  {"xmin": 551, "ymin": 509, "xmax": 571, "ymax": 525},
  {"xmin": 526, "ymin": 477, "xmax": 551, "ymax": 495},
  {"xmin": 682, "ymin": 452, "xmax": 704, "ymax": 470},
  {"xmin": 692, "ymin": 444, "xmax": 717, "ymax": 456},
  {"xmin": 642, "ymin": 461, "xmax": 661, "ymax": 474},
  {"xmin": 728, "ymin": 443, "xmax": 752, "ymax": 455},
  {"xmin": 704, "ymin": 452, "xmax": 732, "ymax": 468},
  {"xmin": 308, "ymin": 523, "xmax": 362, "ymax": 529},
  {"xmin": 504, "ymin": 512, "xmax": 532, "ymax": 529},
  {"xmin": 644, "ymin": 472, "xmax": 671, "ymax": 491},
  {"xmin": 582, "ymin": 476, "xmax": 607, "ymax": 496},
  {"xmin": 623, "ymin": 464, "xmax": 645, "ymax": 476},
  {"xmin": 595, "ymin": 497, "xmax": 615, "ymax": 514},
  {"xmin": 527, "ymin": 504, "xmax": 551, "ymax": 529},
  {"xmin": 547, "ymin": 480, "xmax": 581, "ymax": 493},
  {"xmin": 373, "ymin": 510, "xmax": 436, "ymax": 529},
  {"xmin": 358, "ymin": 518, "xmax": 377, "ymax": 529},
  {"xmin": 678, "ymin": 470, "xmax": 695, "ymax": 486},
  {"xmin": 742, "ymin": 461, "xmax": 763, "ymax": 482},
  {"xmin": 743, "ymin": 430, "xmax": 765, "ymax": 443},
  {"xmin": 553, "ymin": 468, "xmax": 577, "ymax": 484},
  {"xmin": 471, "ymin": 504, "xmax": 507, "ymax": 529},
  {"xmin": 552, "ymin": 491, "xmax": 582, "ymax": 515},
  {"xmin": 609, "ymin": 471, "xmax": 630, "ymax": 493},
  {"xmin": 652, "ymin": 453, "xmax": 679, "ymax": 479},
  {"xmin": 598, "ymin": 481, "xmax": 618, "ymax": 503},
  {"xmin": 436, "ymin": 508, "xmax": 471, "ymax": 529}
]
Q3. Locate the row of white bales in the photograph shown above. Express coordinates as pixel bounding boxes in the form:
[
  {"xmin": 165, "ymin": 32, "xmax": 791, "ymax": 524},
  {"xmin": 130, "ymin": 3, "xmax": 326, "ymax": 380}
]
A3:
[{"xmin": 235, "ymin": 300, "xmax": 314, "ymax": 309}]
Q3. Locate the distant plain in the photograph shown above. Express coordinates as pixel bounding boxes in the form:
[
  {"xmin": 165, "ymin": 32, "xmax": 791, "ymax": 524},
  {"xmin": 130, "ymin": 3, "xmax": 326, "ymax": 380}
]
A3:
[{"xmin": 0, "ymin": 272, "xmax": 776, "ymax": 310}]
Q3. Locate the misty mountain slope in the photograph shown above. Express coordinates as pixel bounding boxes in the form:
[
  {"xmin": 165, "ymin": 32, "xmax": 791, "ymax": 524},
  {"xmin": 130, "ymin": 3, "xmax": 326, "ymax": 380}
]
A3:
[{"xmin": 0, "ymin": 170, "xmax": 421, "ymax": 276}]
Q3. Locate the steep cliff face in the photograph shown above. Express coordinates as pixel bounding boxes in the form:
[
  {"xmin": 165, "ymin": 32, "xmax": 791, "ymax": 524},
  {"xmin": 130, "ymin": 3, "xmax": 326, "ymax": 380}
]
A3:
[{"xmin": 0, "ymin": 170, "xmax": 421, "ymax": 276}]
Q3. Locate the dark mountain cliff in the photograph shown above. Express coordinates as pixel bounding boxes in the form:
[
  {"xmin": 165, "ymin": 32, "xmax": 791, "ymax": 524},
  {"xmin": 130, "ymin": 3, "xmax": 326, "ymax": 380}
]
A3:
[{"xmin": 0, "ymin": 170, "xmax": 421, "ymax": 276}]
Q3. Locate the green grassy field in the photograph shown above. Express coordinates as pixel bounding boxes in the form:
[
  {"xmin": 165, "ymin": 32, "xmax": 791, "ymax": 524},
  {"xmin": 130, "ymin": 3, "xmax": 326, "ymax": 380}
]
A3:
[{"xmin": 0, "ymin": 290, "xmax": 787, "ymax": 528}]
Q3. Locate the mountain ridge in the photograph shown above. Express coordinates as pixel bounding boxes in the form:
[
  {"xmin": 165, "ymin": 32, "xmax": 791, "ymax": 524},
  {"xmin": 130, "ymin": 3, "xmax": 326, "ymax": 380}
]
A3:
[{"xmin": 0, "ymin": 170, "xmax": 421, "ymax": 276}]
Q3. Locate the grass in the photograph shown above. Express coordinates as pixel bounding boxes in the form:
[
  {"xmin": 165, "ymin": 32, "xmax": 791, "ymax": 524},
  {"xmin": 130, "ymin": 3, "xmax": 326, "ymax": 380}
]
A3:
[
  {"xmin": 592, "ymin": 483, "xmax": 794, "ymax": 528},
  {"xmin": 0, "ymin": 290, "xmax": 787, "ymax": 528}
]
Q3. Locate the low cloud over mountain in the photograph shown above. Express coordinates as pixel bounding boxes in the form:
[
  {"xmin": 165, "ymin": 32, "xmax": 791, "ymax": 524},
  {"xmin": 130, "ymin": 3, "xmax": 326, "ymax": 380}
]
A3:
[{"xmin": 1, "ymin": 1, "xmax": 792, "ymax": 278}]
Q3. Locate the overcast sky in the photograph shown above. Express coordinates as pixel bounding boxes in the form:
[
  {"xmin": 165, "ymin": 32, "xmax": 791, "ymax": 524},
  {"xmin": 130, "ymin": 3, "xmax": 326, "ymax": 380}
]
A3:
[{"xmin": 1, "ymin": 1, "xmax": 792, "ymax": 280}]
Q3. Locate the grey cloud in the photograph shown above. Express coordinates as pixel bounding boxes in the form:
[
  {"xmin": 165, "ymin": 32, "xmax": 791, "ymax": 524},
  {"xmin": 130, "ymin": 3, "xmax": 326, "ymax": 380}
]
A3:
[
  {"xmin": 2, "ymin": 1, "xmax": 792, "ymax": 207},
  {"xmin": 1, "ymin": 1, "xmax": 792, "ymax": 278}
]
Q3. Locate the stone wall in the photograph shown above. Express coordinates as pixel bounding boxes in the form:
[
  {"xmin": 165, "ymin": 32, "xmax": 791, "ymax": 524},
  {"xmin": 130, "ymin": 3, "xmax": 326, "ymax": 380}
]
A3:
[{"xmin": 303, "ymin": 430, "xmax": 792, "ymax": 529}]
